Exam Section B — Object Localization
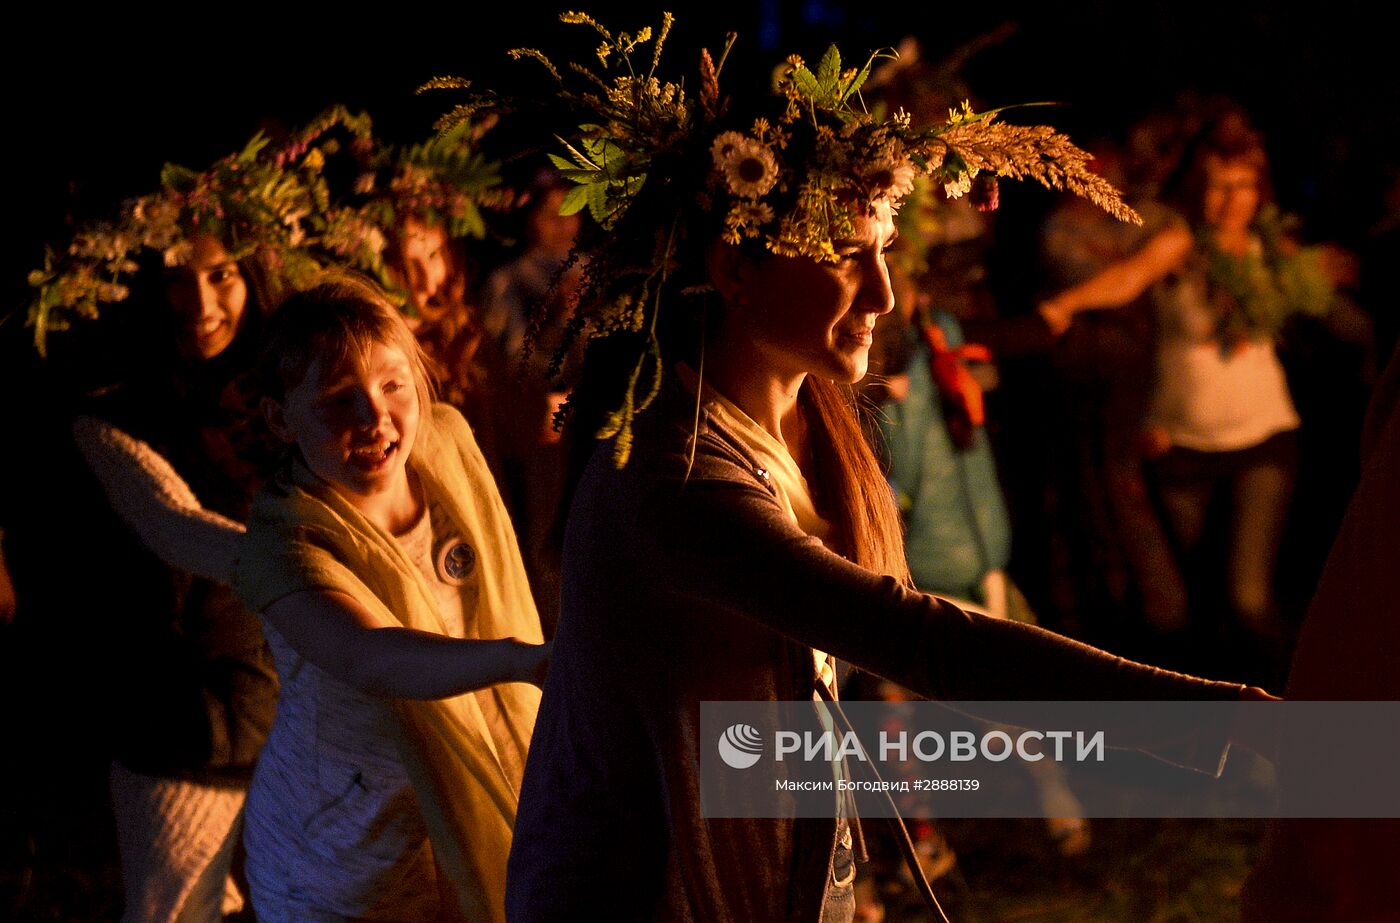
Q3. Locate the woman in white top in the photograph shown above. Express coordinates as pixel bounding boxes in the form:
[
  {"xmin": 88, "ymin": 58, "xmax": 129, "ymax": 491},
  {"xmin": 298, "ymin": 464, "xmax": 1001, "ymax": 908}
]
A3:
[{"xmin": 1040, "ymin": 113, "xmax": 1331, "ymax": 665}]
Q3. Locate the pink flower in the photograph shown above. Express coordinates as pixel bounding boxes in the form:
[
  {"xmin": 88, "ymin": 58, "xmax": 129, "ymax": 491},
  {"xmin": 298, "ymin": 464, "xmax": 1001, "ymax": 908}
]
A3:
[{"xmin": 970, "ymin": 174, "xmax": 999, "ymax": 212}]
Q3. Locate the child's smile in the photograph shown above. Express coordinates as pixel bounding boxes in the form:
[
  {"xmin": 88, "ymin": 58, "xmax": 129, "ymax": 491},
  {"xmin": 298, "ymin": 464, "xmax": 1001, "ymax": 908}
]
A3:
[{"xmin": 268, "ymin": 341, "xmax": 422, "ymax": 531}]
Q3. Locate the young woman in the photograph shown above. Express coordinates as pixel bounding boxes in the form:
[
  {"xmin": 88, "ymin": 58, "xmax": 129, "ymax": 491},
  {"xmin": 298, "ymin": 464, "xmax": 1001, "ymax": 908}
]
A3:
[
  {"xmin": 385, "ymin": 213, "xmax": 508, "ymax": 481},
  {"xmin": 74, "ymin": 231, "xmax": 280, "ymax": 923},
  {"xmin": 1039, "ymin": 115, "xmax": 1338, "ymax": 660},
  {"xmin": 233, "ymin": 275, "xmax": 547, "ymax": 923},
  {"xmin": 498, "ymin": 19, "xmax": 1273, "ymax": 922},
  {"xmin": 54, "ymin": 104, "xmax": 549, "ymax": 917}
]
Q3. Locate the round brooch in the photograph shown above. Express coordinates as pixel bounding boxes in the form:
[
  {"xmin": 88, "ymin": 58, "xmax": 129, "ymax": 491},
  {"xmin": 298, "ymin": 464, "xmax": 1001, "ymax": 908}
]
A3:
[{"xmin": 436, "ymin": 539, "xmax": 477, "ymax": 585}]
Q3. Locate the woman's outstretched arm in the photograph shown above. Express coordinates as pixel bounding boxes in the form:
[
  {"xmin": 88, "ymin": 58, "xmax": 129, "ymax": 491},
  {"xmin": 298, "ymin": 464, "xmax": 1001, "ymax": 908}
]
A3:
[
  {"xmin": 263, "ymin": 588, "xmax": 550, "ymax": 699},
  {"xmin": 1038, "ymin": 222, "xmax": 1193, "ymax": 328},
  {"xmin": 73, "ymin": 415, "xmax": 245, "ymax": 584},
  {"xmin": 638, "ymin": 468, "xmax": 1258, "ymax": 770}
]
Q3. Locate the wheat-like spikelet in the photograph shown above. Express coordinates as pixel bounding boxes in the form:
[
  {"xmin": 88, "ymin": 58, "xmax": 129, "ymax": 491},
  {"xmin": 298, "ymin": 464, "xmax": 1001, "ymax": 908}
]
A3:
[{"xmin": 937, "ymin": 119, "xmax": 1142, "ymax": 224}]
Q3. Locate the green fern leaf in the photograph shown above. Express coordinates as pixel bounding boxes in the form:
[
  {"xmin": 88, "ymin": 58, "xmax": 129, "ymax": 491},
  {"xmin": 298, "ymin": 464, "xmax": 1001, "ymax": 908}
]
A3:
[
  {"xmin": 790, "ymin": 64, "xmax": 820, "ymax": 99},
  {"xmin": 160, "ymin": 163, "xmax": 199, "ymax": 191},
  {"xmin": 585, "ymin": 179, "xmax": 611, "ymax": 224},
  {"xmin": 559, "ymin": 183, "xmax": 593, "ymax": 216},
  {"xmin": 455, "ymin": 201, "xmax": 486, "ymax": 239},
  {"xmin": 816, "ymin": 45, "xmax": 841, "ymax": 95}
]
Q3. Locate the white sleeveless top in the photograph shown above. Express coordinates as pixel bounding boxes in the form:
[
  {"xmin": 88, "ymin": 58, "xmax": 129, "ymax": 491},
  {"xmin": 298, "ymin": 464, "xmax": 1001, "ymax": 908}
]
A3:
[{"xmin": 1148, "ymin": 251, "xmax": 1299, "ymax": 452}]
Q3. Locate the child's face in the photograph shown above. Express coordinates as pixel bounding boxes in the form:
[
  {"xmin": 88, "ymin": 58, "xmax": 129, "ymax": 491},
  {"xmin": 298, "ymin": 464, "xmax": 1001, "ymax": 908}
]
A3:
[{"xmin": 270, "ymin": 341, "xmax": 421, "ymax": 515}]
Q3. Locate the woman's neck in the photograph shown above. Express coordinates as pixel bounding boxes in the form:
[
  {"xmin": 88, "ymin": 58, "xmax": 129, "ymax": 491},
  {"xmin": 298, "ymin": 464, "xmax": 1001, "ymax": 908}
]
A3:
[{"xmin": 705, "ymin": 333, "xmax": 807, "ymax": 455}]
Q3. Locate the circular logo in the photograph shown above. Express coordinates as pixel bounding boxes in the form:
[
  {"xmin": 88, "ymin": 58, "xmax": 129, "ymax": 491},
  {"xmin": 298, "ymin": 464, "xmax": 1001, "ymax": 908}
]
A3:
[
  {"xmin": 436, "ymin": 539, "xmax": 477, "ymax": 585},
  {"xmin": 717, "ymin": 723, "xmax": 764, "ymax": 769}
]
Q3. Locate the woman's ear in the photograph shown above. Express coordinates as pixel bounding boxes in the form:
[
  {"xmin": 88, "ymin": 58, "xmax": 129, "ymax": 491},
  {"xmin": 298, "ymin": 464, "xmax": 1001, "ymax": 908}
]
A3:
[
  {"xmin": 263, "ymin": 396, "xmax": 295, "ymax": 444},
  {"xmin": 705, "ymin": 239, "xmax": 749, "ymax": 308}
]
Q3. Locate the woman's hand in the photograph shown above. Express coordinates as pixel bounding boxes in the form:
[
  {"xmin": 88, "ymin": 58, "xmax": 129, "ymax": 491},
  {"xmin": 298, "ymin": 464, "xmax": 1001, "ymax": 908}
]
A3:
[
  {"xmin": 1239, "ymin": 685, "xmax": 1281, "ymax": 702},
  {"xmin": 1037, "ymin": 298, "xmax": 1076, "ymax": 337},
  {"xmin": 514, "ymin": 638, "xmax": 553, "ymax": 687},
  {"xmin": 1231, "ymin": 684, "xmax": 1283, "ymax": 761}
]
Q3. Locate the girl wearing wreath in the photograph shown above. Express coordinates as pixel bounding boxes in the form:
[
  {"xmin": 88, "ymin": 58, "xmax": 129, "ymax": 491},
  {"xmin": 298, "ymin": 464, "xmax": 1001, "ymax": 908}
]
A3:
[{"xmin": 58, "ymin": 161, "xmax": 291, "ymax": 922}]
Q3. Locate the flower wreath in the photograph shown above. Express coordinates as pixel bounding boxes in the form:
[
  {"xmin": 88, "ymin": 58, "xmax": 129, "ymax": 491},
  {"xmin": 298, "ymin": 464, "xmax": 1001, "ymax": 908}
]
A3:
[
  {"xmin": 25, "ymin": 105, "xmax": 510, "ymax": 354},
  {"xmin": 464, "ymin": 12, "xmax": 1142, "ymax": 466}
]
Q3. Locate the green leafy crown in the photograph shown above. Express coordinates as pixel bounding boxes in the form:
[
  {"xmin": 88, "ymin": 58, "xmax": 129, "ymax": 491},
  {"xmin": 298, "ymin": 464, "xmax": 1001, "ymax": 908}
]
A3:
[
  {"xmin": 479, "ymin": 12, "xmax": 1142, "ymax": 465},
  {"xmin": 25, "ymin": 105, "xmax": 509, "ymax": 354}
]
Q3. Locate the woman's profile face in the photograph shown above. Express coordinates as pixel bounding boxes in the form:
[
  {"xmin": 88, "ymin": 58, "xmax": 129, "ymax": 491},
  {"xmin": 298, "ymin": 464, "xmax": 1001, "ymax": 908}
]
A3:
[
  {"xmin": 728, "ymin": 198, "xmax": 897, "ymax": 384},
  {"xmin": 166, "ymin": 233, "xmax": 248, "ymax": 361},
  {"xmin": 1201, "ymin": 155, "xmax": 1261, "ymax": 235}
]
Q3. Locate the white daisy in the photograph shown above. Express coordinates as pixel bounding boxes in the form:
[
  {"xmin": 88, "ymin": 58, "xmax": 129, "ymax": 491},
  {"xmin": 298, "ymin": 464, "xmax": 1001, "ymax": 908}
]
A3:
[
  {"xmin": 863, "ymin": 157, "xmax": 918, "ymax": 204},
  {"xmin": 711, "ymin": 131, "xmax": 781, "ymax": 199}
]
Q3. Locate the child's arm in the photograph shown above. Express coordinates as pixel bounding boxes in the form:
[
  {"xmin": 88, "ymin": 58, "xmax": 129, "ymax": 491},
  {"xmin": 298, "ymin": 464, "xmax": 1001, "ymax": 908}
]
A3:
[
  {"xmin": 263, "ymin": 588, "xmax": 550, "ymax": 699},
  {"xmin": 73, "ymin": 415, "xmax": 245, "ymax": 585}
]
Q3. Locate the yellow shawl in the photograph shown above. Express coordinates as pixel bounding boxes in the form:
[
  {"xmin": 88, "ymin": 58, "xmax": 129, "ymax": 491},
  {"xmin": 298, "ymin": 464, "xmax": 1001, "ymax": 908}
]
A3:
[{"xmin": 235, "ymin": 403, "xmax": 542, "ymax": 923}]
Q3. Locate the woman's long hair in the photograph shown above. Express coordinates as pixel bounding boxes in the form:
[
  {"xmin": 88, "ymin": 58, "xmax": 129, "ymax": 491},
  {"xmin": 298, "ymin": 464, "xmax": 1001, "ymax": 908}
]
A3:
[
  {"xmin": 803, "ymin": 374, "xmax": 912, "ymax": 584},
  {"xmin": 381, "ymin": 222, "xmax": 484, "ymax": 408},
  {"xmin": 552, "ymin": 306, "xmax": 912, "ymax": 586},
  {"xmin": 547, "ymin": 84, "xmax": 913, "ymax": 584}
]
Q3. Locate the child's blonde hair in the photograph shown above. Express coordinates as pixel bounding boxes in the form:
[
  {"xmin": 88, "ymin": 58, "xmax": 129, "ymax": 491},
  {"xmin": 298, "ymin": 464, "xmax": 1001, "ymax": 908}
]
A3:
[{"xmin": 259, "ymin": 271, "xmax": 437, "ymax": 414}]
